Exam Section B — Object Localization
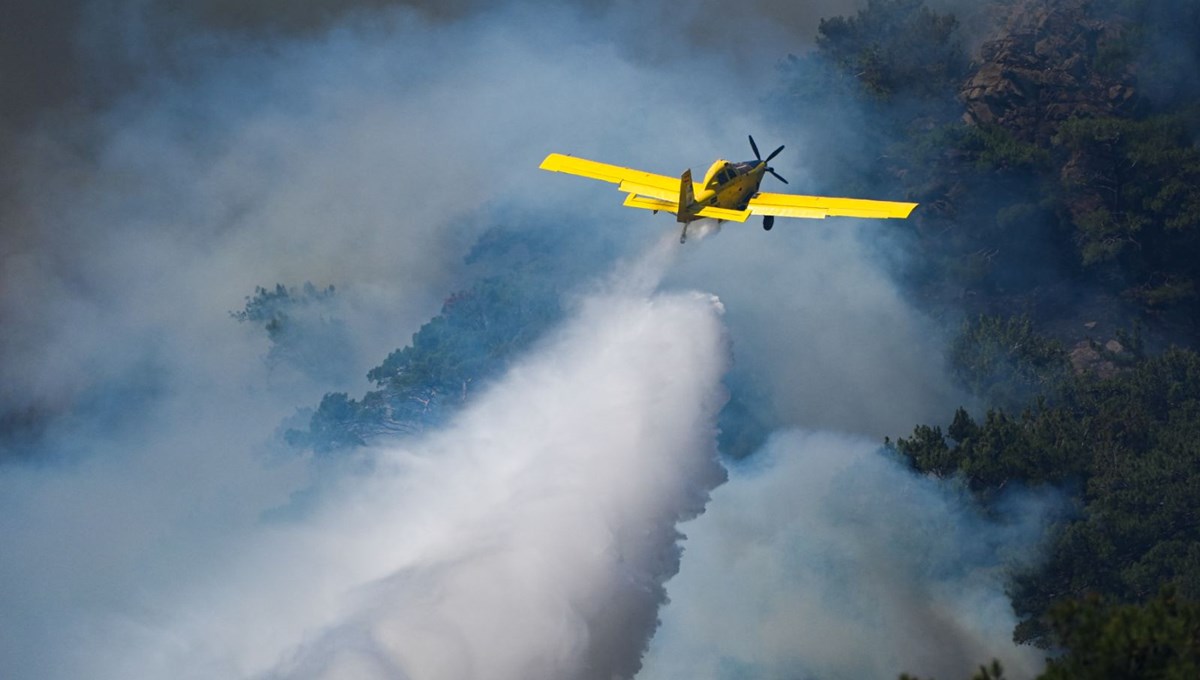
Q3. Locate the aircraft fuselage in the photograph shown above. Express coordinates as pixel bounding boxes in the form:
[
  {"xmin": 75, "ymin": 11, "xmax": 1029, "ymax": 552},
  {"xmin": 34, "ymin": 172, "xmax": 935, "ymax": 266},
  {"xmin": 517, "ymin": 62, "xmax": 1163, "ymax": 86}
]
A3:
[{"xmin": 683, "ymin": 159, "xmax": 767, "ymax": 221}]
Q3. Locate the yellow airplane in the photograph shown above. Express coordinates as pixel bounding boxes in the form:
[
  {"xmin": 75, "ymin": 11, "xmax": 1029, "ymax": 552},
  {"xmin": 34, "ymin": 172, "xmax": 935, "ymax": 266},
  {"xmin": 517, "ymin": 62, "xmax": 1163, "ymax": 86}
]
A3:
[{"xmin": 540, "ymin": 136, "xmax": 917, "ymax": 243}]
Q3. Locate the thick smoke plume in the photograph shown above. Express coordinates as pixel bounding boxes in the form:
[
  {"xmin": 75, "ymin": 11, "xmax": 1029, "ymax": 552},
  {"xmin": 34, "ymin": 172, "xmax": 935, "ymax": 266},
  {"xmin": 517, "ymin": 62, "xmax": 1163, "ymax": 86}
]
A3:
[
  {"xmin": 93, "ymin": 265, "xmax": 728, "ymax": 680},
  {"xmin": 639, "ymin": 430, "xmax": 1053, "ymax": 680},
  {"xmin": 666, "ymin": 221, "xmax": 962, "ymax": 438}
]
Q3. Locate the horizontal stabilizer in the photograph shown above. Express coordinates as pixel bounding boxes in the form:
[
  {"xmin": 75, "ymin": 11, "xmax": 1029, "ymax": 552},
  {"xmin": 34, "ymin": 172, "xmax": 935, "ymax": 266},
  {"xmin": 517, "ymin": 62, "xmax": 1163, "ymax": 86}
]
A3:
[
  {"xmin": 619, "ymin": 179, "xmax": 684, "ymax": 202},
  {"xmin": 694, "ymin": 206, "xmax": 751, "ymax": 222},
  {"xmin": 623, "ymin": 194, "xmax": 678, "ymax": 212}
]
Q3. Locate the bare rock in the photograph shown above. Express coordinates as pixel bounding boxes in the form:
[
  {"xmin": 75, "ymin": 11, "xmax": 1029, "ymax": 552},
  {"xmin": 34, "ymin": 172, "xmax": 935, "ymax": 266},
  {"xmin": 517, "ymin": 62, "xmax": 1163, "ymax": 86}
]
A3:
[
  {"xmin": 960, "ymin": 0, "xmax": 1137, "ymax": 143},
  {"xmin": 1070, "ymin": 337, "xmax": 1125, "ymax": 379}
]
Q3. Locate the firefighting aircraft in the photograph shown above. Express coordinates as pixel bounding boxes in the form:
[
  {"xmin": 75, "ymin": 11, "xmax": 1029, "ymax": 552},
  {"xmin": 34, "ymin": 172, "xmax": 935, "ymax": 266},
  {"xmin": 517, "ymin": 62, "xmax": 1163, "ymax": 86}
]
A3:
[{"xmin": 540, "ymin": 136, "xmax": 918, "ymax": 243}]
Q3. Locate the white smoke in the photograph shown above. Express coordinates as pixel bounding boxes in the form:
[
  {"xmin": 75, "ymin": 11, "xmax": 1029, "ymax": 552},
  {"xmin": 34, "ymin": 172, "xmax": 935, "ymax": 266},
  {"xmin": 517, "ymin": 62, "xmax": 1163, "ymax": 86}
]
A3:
[
  {"xmin": 0, "ymin": 6, "xmax": 745, "ymax": 676},
  {"xmin": 639, "ymin": 429, "xmax": 1053, "ymax": 680},
  {"xmin": 666, "ymin": 220, "xmax": 963, "ymax": 438},
  {"xmin": 52, "ymin": 256, "xmax": 728, "ymax": 680}
]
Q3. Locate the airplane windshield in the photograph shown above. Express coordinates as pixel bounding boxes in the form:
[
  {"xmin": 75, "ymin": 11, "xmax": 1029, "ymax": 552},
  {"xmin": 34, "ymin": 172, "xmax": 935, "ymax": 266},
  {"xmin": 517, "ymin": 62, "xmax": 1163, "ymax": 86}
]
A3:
[{"xmin": 715, "ymin": 163, "xmax": 754, "ymax": 185}]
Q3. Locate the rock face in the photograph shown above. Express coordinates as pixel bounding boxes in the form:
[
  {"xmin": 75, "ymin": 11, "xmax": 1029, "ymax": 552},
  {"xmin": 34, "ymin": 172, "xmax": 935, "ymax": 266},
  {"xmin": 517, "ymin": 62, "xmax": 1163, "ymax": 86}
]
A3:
[
  {"xmin": 960, "ymin": 0, "xmax": 1137, "ymax": 142},
  {"xmin": 1069, "ymin": 337, "xmax": 1126, "ymax": 378}
]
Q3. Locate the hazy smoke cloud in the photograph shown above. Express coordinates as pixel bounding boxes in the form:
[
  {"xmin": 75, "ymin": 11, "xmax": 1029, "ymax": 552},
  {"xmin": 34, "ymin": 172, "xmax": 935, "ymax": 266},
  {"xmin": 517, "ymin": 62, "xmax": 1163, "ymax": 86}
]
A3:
[
  {"xmin": 0, "ymin": 2, "xmax": 756, "ymax": 424},
  {"xmin": 0, "ymin": 0, "xmax": 864, "ymax": 131},
  {"xmin": 666, "ymin": 221, "xmax": 962, "ymax": 438},
  {"xmin": 22, "ymin": 245, "xmax": 727, "ymax": 680},
  {"xmin": 639, "ymin": 430, "xmax": 1052, "ymax": 680}
]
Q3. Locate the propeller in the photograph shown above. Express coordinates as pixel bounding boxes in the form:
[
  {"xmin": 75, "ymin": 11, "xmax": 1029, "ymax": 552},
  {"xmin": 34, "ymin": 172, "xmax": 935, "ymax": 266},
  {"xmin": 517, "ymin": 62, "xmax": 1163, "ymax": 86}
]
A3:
[
  {"xmin": 750, "ymin": 135, "xmax": 786, "ymax": 231},
  {"xmin": 748, "ymin": 135, "xmax": 788, "ymax": 184}
]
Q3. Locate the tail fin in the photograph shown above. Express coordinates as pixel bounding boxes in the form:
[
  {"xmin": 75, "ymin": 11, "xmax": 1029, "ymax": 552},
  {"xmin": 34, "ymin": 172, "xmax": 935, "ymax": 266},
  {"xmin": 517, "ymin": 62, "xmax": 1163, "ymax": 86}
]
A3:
[{"xmin": 677, "ymin": 169, "xmax": 697, "ymax": 223}]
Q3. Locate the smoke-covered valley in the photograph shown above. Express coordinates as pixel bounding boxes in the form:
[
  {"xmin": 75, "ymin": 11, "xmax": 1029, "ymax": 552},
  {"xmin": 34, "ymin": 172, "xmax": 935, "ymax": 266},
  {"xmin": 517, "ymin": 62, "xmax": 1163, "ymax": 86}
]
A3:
[{"xmin": 0, "ymin": 1, "xmax": 1112, "ymax": 678}]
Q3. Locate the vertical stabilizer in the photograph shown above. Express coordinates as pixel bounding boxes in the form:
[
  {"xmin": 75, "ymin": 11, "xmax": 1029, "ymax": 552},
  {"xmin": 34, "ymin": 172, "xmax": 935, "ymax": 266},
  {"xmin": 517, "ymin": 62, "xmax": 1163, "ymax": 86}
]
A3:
[{"xmin": 677, "ymin": 169, "xmax": 697, "ymax": 223}]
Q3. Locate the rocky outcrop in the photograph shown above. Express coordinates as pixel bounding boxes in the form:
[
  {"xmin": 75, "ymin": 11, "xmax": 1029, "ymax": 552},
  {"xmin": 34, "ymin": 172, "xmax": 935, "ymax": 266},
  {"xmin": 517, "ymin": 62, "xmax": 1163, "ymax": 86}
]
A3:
[
  {"xmin": 960, "ymin": 0, "xmax": 1137, "ymax": 142},
  {"xmin": 1069, "ymin": 337, "xmax": 1126, "ymax": 378}
]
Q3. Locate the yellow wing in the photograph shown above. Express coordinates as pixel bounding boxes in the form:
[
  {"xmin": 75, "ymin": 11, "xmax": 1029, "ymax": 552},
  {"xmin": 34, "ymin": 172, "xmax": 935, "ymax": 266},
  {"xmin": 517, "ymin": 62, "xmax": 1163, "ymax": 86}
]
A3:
[
  {"xmin": 539, "ymin": 153, "xmax": 701, "ymax": 204},
  {"xmin": 747, "ymin": 192, "xmax": 918, "ymax": 220}
]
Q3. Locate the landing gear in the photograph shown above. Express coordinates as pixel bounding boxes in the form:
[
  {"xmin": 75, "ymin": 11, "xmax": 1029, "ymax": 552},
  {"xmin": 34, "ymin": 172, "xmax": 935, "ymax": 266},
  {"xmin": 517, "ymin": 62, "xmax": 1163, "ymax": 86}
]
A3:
[
  {"xmin": 679, "ymin": 223, "xmax": 689, "ymax": 244},
  {"xmin": 762, "ymin": 215, "xmax": 775, "ymax": 231}
]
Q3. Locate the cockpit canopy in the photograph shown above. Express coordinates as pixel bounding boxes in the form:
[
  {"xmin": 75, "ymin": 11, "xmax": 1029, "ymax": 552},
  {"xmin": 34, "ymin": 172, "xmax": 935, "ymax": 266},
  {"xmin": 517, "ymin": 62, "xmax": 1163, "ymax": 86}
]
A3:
[{"xmin": 703, "ymin": 160, "xmax": 759, "ymax": 189}]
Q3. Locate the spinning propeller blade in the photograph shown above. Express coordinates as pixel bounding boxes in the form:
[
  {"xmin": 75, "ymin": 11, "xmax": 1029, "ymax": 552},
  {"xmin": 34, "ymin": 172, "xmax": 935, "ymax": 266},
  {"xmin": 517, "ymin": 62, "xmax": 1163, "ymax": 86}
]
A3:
[{"xmin": 750, "ymin": 135, "xmax": 788, "ymax": 184}]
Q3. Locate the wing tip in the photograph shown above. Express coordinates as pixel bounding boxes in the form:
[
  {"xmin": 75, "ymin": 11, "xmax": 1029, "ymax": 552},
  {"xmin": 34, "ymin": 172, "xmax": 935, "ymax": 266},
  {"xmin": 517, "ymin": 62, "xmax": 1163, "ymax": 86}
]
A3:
[{"xmin": 539, "ymin": 152, "xmax": 566, "ymax": 170}]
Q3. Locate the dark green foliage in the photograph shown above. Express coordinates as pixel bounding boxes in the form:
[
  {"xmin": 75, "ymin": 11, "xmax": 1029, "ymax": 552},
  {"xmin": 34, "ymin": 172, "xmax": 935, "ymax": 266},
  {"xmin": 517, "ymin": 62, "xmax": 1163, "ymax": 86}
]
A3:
[
  {"xmin": 1010, "ymin": 351, "xmax": 1200, "ymax": 641},
  {"xmin": 904, "ymin": 591, "xmax": 1200, "ymax": 679},
  {"xmin": 948, "ymin": 315, "xmax": 1071, "ymax": 411},
  {"xmin": 959, "ymin": 125, "xmax": 1053, "ymax": 173},
  {"xmin": 894, "ymin": 406, "xmax": 1086, "ymax": 494},
  {"xmin": 882, "ymin": 121, "xmax": 1064, "ymax": 299},
  {"xmin": 1040, "ymin": 590, "xmax": 1200, "ymax": 680},
  {"xmin": 896, "ymin": 348, "xmax": 1200, "ymax": 644},
  {"xmin": 770, "ymin": 0, "xmax": 1029, "ymax": 336},
  {"xmin": 285, "ymin": 392, "xmax": 366, "ymax": 452},
  {"xmin": 285, "ymin": 226, "xmax": 619, "ymax": 454},
  {"xmin": 897, "ymin": 112, "xmax": 1200, "ymax": 325},
  {"xmin": 771, "ymin": 0, "xmax": 966, "ymax": 204},
  {"xmin": 292, "ymin": 283, "xmax": 559, "ymax": 451},
  {"xmin": 1054, "ymin": 114, "xmax": 1200, "ymax": 307},
  {"xmin": 888, "ymin": 123, "xmax": 1069, "ymax": 302},
  {"xmin": 891, "ymin": 423, "xmax": 951, "ymax": 476},
  {"xmin": 232, "ymin": 282, "xmax": 354, "ymax": 383},
  {"xmin": 777, "ymin": 0, "xmax": 1200, "ymax": 324},
  {"xmin": 816, "ymin": 0, "xmax": 966, "ymax": 101},
  {"xmin": 364, "ymin": 278, "xmax": 558, "ymax": 396},
  {"xmin": 797, "ymin": 0, "xmax": 1200, "ymax": 675},
  {"xmin": 233, "ymin": 282, "xmax": 336, "ymax": 331},
  {"xmin": 797, "ymin": 0, "xmax": 1200, "ymax": 326}
]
